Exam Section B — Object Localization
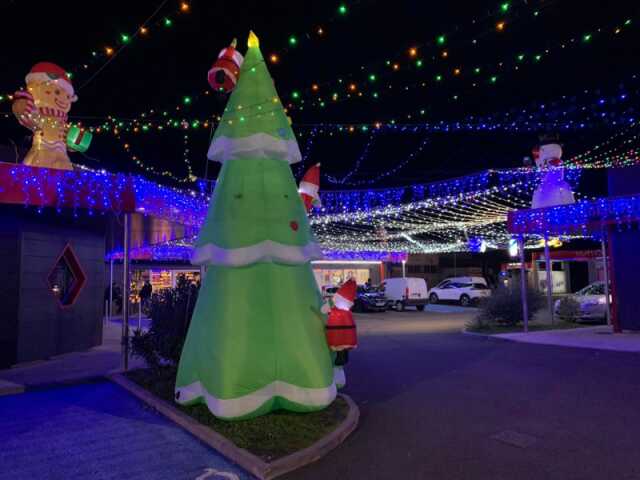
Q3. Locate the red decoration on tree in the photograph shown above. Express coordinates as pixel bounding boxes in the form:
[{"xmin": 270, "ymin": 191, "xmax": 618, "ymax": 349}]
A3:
[
  {"xmin": 298, "ymin": 163, "xmax": 321, "ymax": 212},
  {"xmin": 207, "ymin": 39, "xmax": 244, "ymax": 93}
]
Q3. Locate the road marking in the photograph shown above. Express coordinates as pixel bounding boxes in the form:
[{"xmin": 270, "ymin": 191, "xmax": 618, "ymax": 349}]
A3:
[
  {"xmin": 195, "ymin": 467, "xmax": 240, "ymax": 480},
  {"xmin": 491, "ymin": 430, "xmax": 538, "ymax": 449}
]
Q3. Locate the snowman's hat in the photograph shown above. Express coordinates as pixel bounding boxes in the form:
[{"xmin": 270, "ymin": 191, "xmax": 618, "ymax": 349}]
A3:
[{"xmin": 538, "ymin": 132, "xmax": 561, "ymax": 146}]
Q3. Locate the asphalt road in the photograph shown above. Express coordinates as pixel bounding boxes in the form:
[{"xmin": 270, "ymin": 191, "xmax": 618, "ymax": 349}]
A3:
[{"xmin": 286, "ymin": 306, "xmax": 640, "ymax": 480}]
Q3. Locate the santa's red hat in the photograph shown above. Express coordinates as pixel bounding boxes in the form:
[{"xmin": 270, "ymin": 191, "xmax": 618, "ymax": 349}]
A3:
[
  {"xmin": 333, "ymin": 278, "xmax": 357, "ymax": 311},
  {"xmin": 26, "ymin": 62, "xmax": 76, "ymax": 101},
  {"xmin": 298, "ymin": 163, "xmax": 322, "ymax": 209}
]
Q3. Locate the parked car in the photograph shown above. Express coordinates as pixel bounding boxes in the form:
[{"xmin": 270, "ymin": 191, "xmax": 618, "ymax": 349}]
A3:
[
  {"xmin": 554, "ymin": 281, "xmax": 608, "ymax": 322},
  {"xmin": 428, "ymin": 276, "xmax": 491, "ymax": 307},
  {"xmin": 353, "ymin": 286, "xmax": 388, "ymax": 313},
  {"xmin": 380, "ymin": 277, "xmax": 429, "ymax": 311}
]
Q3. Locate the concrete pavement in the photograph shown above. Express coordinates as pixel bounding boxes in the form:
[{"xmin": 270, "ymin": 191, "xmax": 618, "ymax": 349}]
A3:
[
  {"xmin": 495, "ymin": 325, "xmax": 640, "ymax": 352},
  {"xmin": 0, "ymin": 380, "xmax": 250, "ymax": 480},
  {"xmin": 0, "ymin": 321, "xmax": 143, "ymax": 389}
]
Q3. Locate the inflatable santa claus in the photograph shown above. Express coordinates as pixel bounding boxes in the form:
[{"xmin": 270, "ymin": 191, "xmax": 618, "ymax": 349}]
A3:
[{"xmin": 326, "ymin": 278, "xmax": 358, "ymax": 372}]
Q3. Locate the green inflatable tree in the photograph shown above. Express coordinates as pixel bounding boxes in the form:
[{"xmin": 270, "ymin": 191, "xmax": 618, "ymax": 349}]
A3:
[{"xmin": 175, "ymin": 32, "xmax": 337, "ymax": 420}]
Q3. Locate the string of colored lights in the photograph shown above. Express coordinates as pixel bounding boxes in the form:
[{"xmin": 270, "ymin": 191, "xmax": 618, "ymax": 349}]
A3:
[
  {"xmin": 327, "ymin": 130, "xmax": 378, "ymax": 184},
  {"xmin": 0, "ymin": 2, "xmax": 191, "ymax": 97},
  {"xmin": 268, "ymin": 2, "xmax": 363, "ymax": 65},
  {"xmin": 73, "ymin": 1, "xmax": 193, "ymax": 89},
  {"xmin": 30, "ymin": 69, "xmax": 637, "ymax": 140},
  {"xmin": 56, "ymin": 1, "xmax": 552, "ymax": 134},
  {"xmin": 73, "ymin": 0, "xmax": 552, "ymax": 128},
  {"xmin": 293, "ymin": 75, "xmax": 639, "ymax": 133},
  {"xmin": 5, "ymin": 1, "xmax": 624, "ymax": 160},
  {"xmin": 58, "ymin": 2, "xmax": 361, "ymax": 134},
  {"xmin": 4, "ymin": 94, "xmax": 631, "ymax": 190},
  {"xmin": 508, "ymin": 194, "xmax": 640, "ymax": 237},
  {"xmin": 294, "ymin": 126, "xmax": 320, "ymax": 176},
  {"xmin": 182, "ymin": 131, "xmax": 194, "ymax": 180},
  {"xmin": 287, "ymin": 14, "xmax": 635, "ymax": 113},
  {"xmin": 114, "ymin": 129, "xmax": 194, "ymax": 183},
  {"xmin": 327, "ymin": 134, "xmax": 430, "ymax": 186},
  {"xmin": 313, "ymin": 188, "xmax": 596, "ymax": 255},
  {"xmin": 284, "ymin": 0, "xmax": 557, "ymax": 107},
  {"xmin": 8, "ymin": 155, "xmax": 614, "ymax": 257}
]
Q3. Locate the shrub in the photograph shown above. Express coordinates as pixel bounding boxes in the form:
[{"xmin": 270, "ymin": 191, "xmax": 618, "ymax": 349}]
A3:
[
  {"xmin": 555, "ymin": 296, "xmax": 580, "ymax": 322},
  {"xmin": 474, "ymin": 285, "xmax": 545, "ymax": 328},
  {"xmin": 130, "ymin": 274, "xmax": 199, "ymax": 372}
]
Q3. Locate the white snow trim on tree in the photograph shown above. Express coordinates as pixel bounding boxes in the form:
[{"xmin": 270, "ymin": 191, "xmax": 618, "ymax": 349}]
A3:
[
  {"xmin": 175, "ymin": 380, "xmax": 337, "ymax": 419},
  {"xmin": 191, "ymin": 239, "xmax": 324, "ymax": 266},
  {"xmin": 208, "ymin": 133, "xmax": 302, "ymax": 164}
]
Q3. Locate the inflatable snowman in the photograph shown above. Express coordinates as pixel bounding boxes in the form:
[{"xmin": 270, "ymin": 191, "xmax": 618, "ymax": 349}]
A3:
[{"xmin": 531, "ymin": 136, "xmax": 575, "ymax": 209}]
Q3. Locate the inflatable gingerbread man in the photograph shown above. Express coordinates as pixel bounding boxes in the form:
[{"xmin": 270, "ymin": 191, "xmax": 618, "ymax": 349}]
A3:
[{"xmin": 12, "ymin": 62, "xmax": 78, "ymax": 171}]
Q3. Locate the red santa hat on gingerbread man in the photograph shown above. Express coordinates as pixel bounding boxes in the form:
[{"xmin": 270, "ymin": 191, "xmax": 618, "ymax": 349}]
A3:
[
  {"xmin": 298, "ymin": 163, "xmax": 322, "ymax": 212},
  {"xmin": 25, "ymin": 62, "xmax": 77, "ymax": 101}
]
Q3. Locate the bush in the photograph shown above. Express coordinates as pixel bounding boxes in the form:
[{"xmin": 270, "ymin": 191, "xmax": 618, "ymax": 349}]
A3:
[
  {"xmin": 473, "ymin": 286, "xmax": 545, "ymax": 328},
  {"xmin": 130, "ymin": 275, "xmax": 199, "ymax": 372},
  {"xmin": 555, "ymin": 296, "xmax": 580, "ymax": 322}
]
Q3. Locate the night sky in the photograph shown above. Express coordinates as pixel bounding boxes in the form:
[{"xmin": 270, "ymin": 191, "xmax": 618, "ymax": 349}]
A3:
[{"xmin": 1, "ymin": 0, "xmax": 638, "ymax": 190}]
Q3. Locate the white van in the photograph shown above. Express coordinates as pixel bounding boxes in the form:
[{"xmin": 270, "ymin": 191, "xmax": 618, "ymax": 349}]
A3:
[
  {"xmin": 428, "ymin": 276, "xmax": 490, "ymax": 307},
  {"xmin": 380, "ymin": 277, "xmax": 429, "ymax": 311}
]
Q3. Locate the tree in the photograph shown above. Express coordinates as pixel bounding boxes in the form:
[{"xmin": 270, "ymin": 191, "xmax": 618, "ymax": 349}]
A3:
[{"xmin": 174, "ymin": 32, "xmax": 336, "ymax": 421}]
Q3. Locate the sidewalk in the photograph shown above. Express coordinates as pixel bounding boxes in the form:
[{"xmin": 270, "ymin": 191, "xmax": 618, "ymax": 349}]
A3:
[
  {"xmin": 494, "ymin": 325, "xmax": 640, "ymax": 352},
  {"xmin": 0, "ymin": 321, "xmax": 144, "ymax": 392},
  {"xmin": 0, "ymin": 381, "xmax": 250, "ymax": 480}
]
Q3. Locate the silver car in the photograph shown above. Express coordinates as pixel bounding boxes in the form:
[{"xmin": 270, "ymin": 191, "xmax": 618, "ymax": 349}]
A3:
[{"xmin": 554, "ymin": 282, "xmax": 608, "ymax": 322}]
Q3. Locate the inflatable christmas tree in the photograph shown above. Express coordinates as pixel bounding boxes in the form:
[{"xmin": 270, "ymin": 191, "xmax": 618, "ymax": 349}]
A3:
[{"xmin": 175, "ymin": 32, "xmax": 336, "ymax": 420}]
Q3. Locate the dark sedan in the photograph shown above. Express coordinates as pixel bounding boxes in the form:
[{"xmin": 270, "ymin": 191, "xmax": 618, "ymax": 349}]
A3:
[{"xmin": 353, "ymin": 286, "xmax": 388, "ymax": 313}]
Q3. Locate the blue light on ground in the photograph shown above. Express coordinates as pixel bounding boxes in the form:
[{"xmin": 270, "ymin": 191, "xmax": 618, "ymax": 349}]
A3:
[{"xmin": 0, "ymin": 381, "xmax": 252, "ymax": 480}]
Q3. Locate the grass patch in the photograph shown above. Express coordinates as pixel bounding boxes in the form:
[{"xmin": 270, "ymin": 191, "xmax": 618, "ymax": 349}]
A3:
[
  {"xmin": 466, "ymin": 321, "xmax": 593, "ymax": 335},
  {"xmin": 125, "ymin": 368, "xmax": 349, "ymax": 462}
]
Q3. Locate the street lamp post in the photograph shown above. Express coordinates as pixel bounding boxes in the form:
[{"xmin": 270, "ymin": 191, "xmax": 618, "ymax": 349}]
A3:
[
  {"xmin": 518, "ymin": 236, "xmax": 529, "ymax": 333},
  {"xmin": 122, "ymin": 213, "xmax": 131, "ymax": 371},
  {"xmin": 544, "ymin": 235, "xmax": 554, "ymax": 325},
  {"xmin": 601, "ymin": 229, "xmax": 611, "ymax": 327}
]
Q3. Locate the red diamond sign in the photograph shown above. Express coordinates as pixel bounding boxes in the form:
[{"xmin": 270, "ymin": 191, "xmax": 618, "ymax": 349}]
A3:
[{"xmin": 47, "ymin": 243, "xmax": 87, "ymax": 307}]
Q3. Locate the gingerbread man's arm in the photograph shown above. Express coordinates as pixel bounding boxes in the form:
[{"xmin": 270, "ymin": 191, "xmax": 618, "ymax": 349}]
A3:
[{"xmin": 12, "ymin": 91, "xmax": 41, "ymax": 131}]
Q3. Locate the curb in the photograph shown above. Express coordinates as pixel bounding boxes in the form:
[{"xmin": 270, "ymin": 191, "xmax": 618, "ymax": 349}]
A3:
[
  {"xmin": 461, "ymin": 329, "xmax": 510, "ymax": 341},
  {"xmin": 460, "ymin": 329, "xmax": 490, "ymax": 337},
  {"xmin": 108, "ymin": 373, "xmax": 359, "ymax": 480},
  {"xmin": 0, "ymin": 379, "xmax": 25, "ymax": 396}
]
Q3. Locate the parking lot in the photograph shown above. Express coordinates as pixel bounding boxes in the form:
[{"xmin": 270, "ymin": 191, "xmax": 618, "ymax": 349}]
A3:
[
  {"xmin": 355, "ymin": 303, "xmax": 477, "ymax": 336},
  {"xmin": 286, "ymin": 302, "xmax": 640, "ymax": 480}
]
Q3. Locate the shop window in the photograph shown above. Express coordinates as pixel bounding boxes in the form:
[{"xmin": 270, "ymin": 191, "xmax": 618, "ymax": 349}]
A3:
[{"xmin": 47, "ymin": 244, "xmax": 87, "ymax": 307}]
